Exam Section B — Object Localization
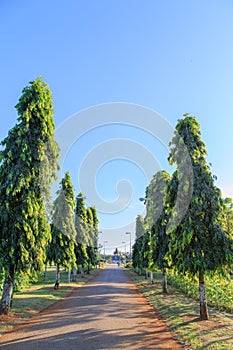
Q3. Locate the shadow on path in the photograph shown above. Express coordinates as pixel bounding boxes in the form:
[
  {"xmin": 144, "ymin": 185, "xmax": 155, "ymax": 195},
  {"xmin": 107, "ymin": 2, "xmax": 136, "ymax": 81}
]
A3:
[{"xmin": 0, "ymin": 265, "xmax": 187, "ymax": 350}]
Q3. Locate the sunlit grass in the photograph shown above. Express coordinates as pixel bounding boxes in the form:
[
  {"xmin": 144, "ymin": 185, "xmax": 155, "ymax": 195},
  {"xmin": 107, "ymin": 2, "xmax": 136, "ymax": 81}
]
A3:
[
  {"xmin": 0, "ymin": 266, "xmax": 101, "ymax": 335},
  {"xmin": 127, "ymin": 269, "xmax": 233, "ymax": 350}
]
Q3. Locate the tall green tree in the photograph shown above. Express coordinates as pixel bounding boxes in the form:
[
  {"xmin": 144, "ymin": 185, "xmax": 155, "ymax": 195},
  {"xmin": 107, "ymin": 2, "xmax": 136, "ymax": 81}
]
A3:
[
  {"xmin": 132, "ymin": 236, "xmax": 144, "ymax": 274},
  {"xmin": 223, "ymin": 197, "xmax": 233, "ymax": 238},
  {"xmin": 47, "ymin": 172, "xmax": 76, "ymax": 288},
  {"xmin": 0, "ymin": 78, "xmax": 59, "ymax": 314},
  {"xmin": 74, "ymin": 193, "xmax": 88, "ymax": 277},
  {"xmin": 132, "ymin": 216, "xmax": 145, "ymax": 274},
  {"xmin": 140, "ymin": 230, "xmax": 150, "ymax": 275},
  {"xmin": 168, "ymin": 115, "xmax": 233, "ymax": 320},
  {"xmin": 135, "ymin": 215, "xmax": 145, "ymax": 239},
  {"xmin": 86, "ymin": 207, "xmax": 96, "ymax": 272},
  {"xmin": 90, "ymin": 206, "xmax": 99, "ymax": 249},
  {"xmin": 75, "ymin": 193, "xmax": 88, "ymax": 245},
  {"xmin": 148, "ymin": 170, "xmax": 171, "ymax": 293},
  {"xmin": 145, "ymin": 171, "xmax": 169, "ymax": 230}
]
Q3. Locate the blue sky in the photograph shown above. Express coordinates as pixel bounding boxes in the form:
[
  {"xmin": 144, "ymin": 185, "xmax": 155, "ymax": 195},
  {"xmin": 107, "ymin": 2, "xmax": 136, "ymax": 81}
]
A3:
[{"xmin": 1, "ymin": 1, "xmax": 233, "ymax": 254}]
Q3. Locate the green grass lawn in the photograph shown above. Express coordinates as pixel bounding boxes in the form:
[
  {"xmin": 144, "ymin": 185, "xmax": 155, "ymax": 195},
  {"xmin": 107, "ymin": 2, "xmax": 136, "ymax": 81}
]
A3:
[
  {"xmin": 0, "ymin": 266, "xmax": 101, "ymax": 335},
  {"xmin": 127, "ymin": 269, "xmax": 233, "ymax": 350}
]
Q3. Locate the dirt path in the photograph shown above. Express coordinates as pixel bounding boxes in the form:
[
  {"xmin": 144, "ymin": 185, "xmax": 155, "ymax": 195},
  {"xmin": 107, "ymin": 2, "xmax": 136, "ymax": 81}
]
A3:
[{"xmin": 0, "ymin": 265, "xmax": 186, "ymax": 349}]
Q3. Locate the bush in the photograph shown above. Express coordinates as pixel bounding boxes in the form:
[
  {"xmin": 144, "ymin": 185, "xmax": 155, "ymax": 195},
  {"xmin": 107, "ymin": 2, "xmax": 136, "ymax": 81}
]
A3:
[{"xmin": 167, "ymin": 270, "xmax": 233, "ymax": 312}]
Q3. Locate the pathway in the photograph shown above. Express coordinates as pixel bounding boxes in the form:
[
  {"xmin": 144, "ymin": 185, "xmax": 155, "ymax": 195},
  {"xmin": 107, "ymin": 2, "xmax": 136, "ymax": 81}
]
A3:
[{"xmin": 0, "ymin": 265, "xmax": 186, "ymax": 349}]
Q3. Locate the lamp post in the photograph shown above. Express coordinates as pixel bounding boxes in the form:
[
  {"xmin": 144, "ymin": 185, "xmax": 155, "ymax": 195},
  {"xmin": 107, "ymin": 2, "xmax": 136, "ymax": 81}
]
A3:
[
  {"xmin": 104, "ymin": 240, "xmax": 108, "ymax": 262},
  {"xmin": 125, "ymin": 232, "xmax": 131, "ymax": 260}
]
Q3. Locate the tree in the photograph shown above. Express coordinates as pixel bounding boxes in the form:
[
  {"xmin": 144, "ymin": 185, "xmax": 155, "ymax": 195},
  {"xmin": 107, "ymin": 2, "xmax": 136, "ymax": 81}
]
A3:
[
  {"xmin": 75, "ymin": 193, "xmax": 88, "ymax": 245},
  {"xmin": 135, "ymin": 215, "xmax": 145, "ymax": 239},
  {"xmin": 148, "ymin": 170, "xmax": 171, "ymax": 293},
  {"xmin": 132, "ymin": 236, "xmax": 144, "ymax": 274},
  {"xmin": 144, "ymin": 171, "xmax": 169, "ymax": 230},
  {"xmin": 74, "ymin": 193, "xmax": 88, "ymax": 277},
  {"xmin": 0, "ymin": 78, "xmax": 59, "ymax": 314},
  {"xmin": 167, "ymin": 115, "xmax": 233, "ymax": 320},
  {"xmin": 90, "ymin": 206, "xmax": 99, "ymax": 249},
  {"xmin": 86, "ymin": 207, "xmax": 96, "ymax": 273},
  {"xmin": 223, "ymin": 197, "xmax": 233, "ymax": 238},
  {"xmin": 47, "ymin": 172, "xmax": 76, "ymax": 288},
  {"xmin": 140, "ymin": 230, "xmax": 151, "ymax": 279}
]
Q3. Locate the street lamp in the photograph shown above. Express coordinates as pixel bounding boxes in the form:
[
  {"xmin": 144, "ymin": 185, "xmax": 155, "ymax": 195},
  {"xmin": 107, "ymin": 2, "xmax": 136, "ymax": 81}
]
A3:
[
  {"xmin": 125, "ymin": 232, "xmax": 131, "ymax": 260},
  {"xmin": 104, "ymin": 240, "xmax": 108, "ymax": 262},
  {"xmin": 77, "ymin": 195, "xmax": 86, "ymax": 200}
]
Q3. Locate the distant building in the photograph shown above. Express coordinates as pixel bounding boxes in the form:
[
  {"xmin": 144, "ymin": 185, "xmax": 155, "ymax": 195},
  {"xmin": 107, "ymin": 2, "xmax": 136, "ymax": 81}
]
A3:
[{"xmin": 112, "ymin": 255, "xmax": 120, "ymax": 264}]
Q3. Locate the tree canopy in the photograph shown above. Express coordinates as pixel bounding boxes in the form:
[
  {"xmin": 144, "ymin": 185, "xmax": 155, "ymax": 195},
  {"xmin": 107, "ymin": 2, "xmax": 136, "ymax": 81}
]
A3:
[{"xmin": 0, "ymin": 78, "xmax": 59, "ymax": 313}]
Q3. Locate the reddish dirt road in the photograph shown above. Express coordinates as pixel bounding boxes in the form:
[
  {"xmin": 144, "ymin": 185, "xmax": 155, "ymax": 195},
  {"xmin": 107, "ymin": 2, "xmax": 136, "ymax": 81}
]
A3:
[{"xmin": 0, "ymin": 265, "xmax": 186, "ymax": 349}]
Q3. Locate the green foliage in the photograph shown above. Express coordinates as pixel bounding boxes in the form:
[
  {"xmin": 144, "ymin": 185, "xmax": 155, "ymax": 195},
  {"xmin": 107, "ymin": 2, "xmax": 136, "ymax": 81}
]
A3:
[
  {"xmin": 90, "ymin": 206, "xmax": 99, "ymax": 229},
  {"xmin": 145, "ymin": 170, "xmax": 170, "ymax": 230},
  {"xmin": 47, "ymin": 172, "xmax": 76, "ymax": 270},
  {"xmin": 0, "ymin": 78, "xmax": 59, "ymax": 277},
  {"xmin": 75, "ymin": 193, "xmax": 88, "ymax": 246},
  {"xmin": 13, "ymin": 272, "xmax": 37, "ymax": 292},
  {"xmin": 90, "ymin": 206, "xmax": 99, "ymax": 248},
  {"xmin": 223, "ymin": 197, "xmax": 233, "ymax": 238},
  {"xmin": 132, "ymin": 233, "xmax": 148, "ymax": 270},
  {"xmin": 132, "ymin": 236, "xmax": 143, "ymax": 270},
  {"xmin": 167, "ymin": 271, "xmax": 233, "ymax": 312},
  {"xmin": 74, "ymin": 194, "xmax": 88, "ymax": 266},
  {"xmin": 135, "ymin": 215, "xmax": 145, "ymax": 239},
  {"xmin": 167, "ymin": 115, "xmax": 233, "ymax": 276},
  {"xmin": 86, "ymin": 207, "xmax": 97, "ymax": 266},
  {"xmin": 141, "ymin": 231, "xmax": 150, "ymax": 269},
  {"xmin": 75, "ymin": 243, "xmax": 88, "ymax": 266},
  {"xmin": 147, "ymin": 171, "xmax": 171, "ymax": 271}
]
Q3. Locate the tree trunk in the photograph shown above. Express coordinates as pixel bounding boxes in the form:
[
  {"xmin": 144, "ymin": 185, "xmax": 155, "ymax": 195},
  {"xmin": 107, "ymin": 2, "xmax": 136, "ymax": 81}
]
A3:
[
  {"xmin": 199, "ymin": 271, "xmax": 209, "ymax": 320},
  {"xmin": 44, "ymin": 264, "xmax": 47, "ymax": 278},
  {"xmin": 145, "ymin": 270, "xmax": 149, "ymax": 279},
  {"xmin": 150, "ymin": 271, "xmax": 153, "ymax": 285},
  {"xmin": 87, "ymin": 265, "xmax": 90, "ymax": 274},
  {"xmin": 0, "ymin": 272, "xmax": 14, "ymax": 315},
  {"xmin": 67, "ymin": 270, "xmax": 71, "ymax": 283},
  {"xmin": 54, "ymin": 264, "xmax": 60, "ymax": 289},
  {"xmin": 72, "ymin": 267, "xmax": 77, "ymax": 282},
  {"xmin": 81, "ymin": 265, "xmax": 85, "ymax": 278},
  {"xmin": 162, "ymin": 268, "xmax": 168, "ymax": 293}
]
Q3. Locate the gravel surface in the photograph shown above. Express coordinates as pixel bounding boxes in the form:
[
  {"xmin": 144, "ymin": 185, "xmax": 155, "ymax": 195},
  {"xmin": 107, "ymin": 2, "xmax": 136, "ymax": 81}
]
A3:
[{"xmin": 0, "ymin": 265, "xmax": 187, "ymax": 349}]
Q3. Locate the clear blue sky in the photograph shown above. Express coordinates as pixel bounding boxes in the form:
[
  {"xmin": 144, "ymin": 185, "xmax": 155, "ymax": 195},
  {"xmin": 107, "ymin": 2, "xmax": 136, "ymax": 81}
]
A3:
[{"xmin": 1, "ymin": 0, "xmax": 233, "ymax": 254}]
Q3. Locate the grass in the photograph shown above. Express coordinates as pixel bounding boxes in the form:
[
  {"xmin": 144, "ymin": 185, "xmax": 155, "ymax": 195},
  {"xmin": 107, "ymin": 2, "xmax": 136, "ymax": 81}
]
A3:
[
  {"xmin": 0, "ymin": 266, "xmax": 101, "ymax": 335},
  {"xmin": 167, "ymin": 272, "xmax": 233, "ymax": 312},
  {"xmin": 127, "ymin": 269, "xmax": 233, "ymax": 350}
]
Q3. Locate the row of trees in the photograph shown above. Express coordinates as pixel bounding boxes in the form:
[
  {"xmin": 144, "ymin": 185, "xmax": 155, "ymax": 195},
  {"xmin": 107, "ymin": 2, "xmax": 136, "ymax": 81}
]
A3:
[
  {"xmin": 0, "ymin": 78, "xmax": 99, "ymax": 314},
  {"xmin": 47, "ymin": 172, "xmax": 99, "ymax": 287},
  {"xmin": 132, "ymin": 115, "xmax": 233, "ymax": 320}
]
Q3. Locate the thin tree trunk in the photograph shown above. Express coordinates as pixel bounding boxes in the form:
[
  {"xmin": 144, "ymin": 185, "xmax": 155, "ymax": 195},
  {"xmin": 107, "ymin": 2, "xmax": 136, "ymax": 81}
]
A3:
[
  {"xmin": 81, "ymin": 265, "xmax": 85, "ymax": 278},
  {"xmin": 0, "ymin": 274, "xmax": 14, "ymax": 315},
  {"xmin": 67, "ymin": 270, "xmax": 71, "ymax": 283},
  {"xmin": 199, "ymin": 271, "xmax": 209, "ymax": 320},
  {"xmin": 162, "ymin": 268, "xmax": 168, "ymax": 293},
  {"xmin": 54, "ymin": 264, "xmax": 60, "ymax": 289},
  {"xmin": 150, "ymin": 271, "xmax": 154, "ymax": 285},
  {"xmin": 145, "ymin": 270, "xmax": 149, "ymax": 279},
  {"xmin": 44, "ymin": 264, "xmax": 47, "ymax": 278},
  {"xmin": 72, "ymin": 267, "xmax": 77, "ymax": 282}
]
